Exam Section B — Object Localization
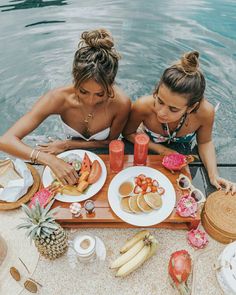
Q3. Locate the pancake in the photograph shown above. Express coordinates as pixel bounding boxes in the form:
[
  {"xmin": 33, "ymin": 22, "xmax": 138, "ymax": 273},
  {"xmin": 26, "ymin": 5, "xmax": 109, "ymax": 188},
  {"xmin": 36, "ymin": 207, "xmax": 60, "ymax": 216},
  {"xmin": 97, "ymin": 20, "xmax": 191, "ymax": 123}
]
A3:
[
  {"xmin": 129, "ymin": 195, "xmax": 143, "ymax": 214},
  {"xmin": 120, "ymin": 197, "xmax": 133, "ymax": 213},
  {"xmin": 144, "ymin": 192, "xmax": 162, "ymax": 209},
  {"xmin": 137, "ymin": 194, "xmax": 153, "ymax": 213}
]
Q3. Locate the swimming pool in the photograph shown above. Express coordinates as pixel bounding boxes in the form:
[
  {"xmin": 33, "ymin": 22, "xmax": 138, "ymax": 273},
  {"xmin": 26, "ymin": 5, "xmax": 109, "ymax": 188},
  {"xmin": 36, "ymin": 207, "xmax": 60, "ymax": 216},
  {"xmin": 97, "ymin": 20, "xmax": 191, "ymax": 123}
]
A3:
[{"xmin": 0, "ymin": 0, "xmax": 235, "ymax": 162}]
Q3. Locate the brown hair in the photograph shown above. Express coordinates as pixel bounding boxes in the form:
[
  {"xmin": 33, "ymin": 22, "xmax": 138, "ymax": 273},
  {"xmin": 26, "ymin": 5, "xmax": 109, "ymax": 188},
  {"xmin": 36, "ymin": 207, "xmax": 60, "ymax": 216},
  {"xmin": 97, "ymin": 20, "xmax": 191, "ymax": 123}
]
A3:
[
  {"xmin": 72, "ymin": 28, "xmax": 120, "ymax": 97},
  {"xmin": 154, "ymin": 51, "xmax": 206, "ymax": 108}
]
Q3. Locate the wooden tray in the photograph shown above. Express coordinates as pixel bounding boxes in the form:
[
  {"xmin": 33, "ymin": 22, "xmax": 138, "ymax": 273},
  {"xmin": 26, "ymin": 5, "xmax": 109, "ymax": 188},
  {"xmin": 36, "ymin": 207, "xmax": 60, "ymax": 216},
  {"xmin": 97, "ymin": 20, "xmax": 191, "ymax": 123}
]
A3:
[
  {"xmin": 0, "ymin": 164, "xmax": 40, "ymax": 210},
  {"xmin": 51, "ymin": 155, "xmax": 201, "ymax": 229}
]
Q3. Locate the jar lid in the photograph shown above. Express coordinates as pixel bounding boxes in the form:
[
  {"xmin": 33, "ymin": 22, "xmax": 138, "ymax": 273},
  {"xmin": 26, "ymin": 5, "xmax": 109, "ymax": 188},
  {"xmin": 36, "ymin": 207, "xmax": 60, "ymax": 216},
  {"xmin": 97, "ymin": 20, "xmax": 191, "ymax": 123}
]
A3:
[{"xmin": 74, "ymin": 235, "xmax": 96, "ymax": 256}]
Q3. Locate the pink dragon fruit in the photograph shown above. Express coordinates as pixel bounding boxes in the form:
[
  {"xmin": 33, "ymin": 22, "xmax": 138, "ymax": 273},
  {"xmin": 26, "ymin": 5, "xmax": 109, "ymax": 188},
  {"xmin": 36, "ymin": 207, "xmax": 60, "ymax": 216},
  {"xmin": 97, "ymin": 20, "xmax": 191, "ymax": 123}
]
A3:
[
  {"xmin": 168, "ymin": 250, "xmax": 192, "ymax": 295},
  {"xmin": 187, "ymin": 228, "xmax": 209, "ymax": 249},
  {"xmin": 176, "ymin": 194, "xmax": 197, "ymax": 217},
  {"xmin": 162, "ymin": 153, "xmax": 194, "ymax": 172},
  {"xmin": 29, "ymin": 188, "xmax": 53, "ymax": 208}
]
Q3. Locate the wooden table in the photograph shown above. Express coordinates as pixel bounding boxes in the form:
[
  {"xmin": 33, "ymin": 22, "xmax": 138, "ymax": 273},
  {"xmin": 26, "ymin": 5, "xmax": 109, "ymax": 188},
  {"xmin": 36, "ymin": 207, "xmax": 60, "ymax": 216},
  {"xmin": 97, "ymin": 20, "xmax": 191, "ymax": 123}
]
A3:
[{"xmin": 52, "ymin": 155, "xmax": 201, "ymax": 229}]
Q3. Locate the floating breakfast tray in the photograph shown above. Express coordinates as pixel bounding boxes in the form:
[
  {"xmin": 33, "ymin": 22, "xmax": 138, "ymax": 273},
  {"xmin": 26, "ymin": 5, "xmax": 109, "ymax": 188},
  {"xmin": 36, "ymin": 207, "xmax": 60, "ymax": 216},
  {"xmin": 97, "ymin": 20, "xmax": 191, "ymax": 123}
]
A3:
[{"xmin": 51, "ymin": 155, "xmax": 201, "ymax": 229}]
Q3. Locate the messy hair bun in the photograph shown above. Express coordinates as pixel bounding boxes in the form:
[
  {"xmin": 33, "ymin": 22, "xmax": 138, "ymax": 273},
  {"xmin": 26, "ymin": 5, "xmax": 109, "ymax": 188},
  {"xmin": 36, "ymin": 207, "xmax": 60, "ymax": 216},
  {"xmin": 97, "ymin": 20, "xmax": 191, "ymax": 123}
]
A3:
[
  {"xmin": 154, "ymin": 51, "xmax": 205, "ymax": 108},
  {"xmin": 179, "ymin": 51, "xmax": 199, "ymax": 75},
  {"xmin": 72, "ymin": 28, "xmax": 120, "ymax": 97},
  {"xmin": 80, "ymin": 29, "xmax": 114, "ymax": 50}
]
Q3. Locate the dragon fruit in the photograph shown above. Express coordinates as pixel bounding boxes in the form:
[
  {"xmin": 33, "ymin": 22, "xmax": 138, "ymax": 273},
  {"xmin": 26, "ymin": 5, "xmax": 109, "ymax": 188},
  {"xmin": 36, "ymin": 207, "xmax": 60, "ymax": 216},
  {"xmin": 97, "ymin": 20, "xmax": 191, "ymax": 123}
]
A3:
[
  {"xmin": 168, "ymin": 250, "xmax": 192, "ymax": 295},
  {"xmin": 187, "ymin": 228, "xmax": 209, "ymax": 249},
  {"xmin": 176, "ymin": 194, "xmax": 197, "ymax": 218},
  {"xmin": 162, "ymin": 153, "xmax": 194, "ymax": 172},
  {"xmin": 29, "ymin": 183, "xmax": 61, "ymax": 208},
  {"xmin": 29, "ymin": 188, "xmax": 53, "ymax": 208}
]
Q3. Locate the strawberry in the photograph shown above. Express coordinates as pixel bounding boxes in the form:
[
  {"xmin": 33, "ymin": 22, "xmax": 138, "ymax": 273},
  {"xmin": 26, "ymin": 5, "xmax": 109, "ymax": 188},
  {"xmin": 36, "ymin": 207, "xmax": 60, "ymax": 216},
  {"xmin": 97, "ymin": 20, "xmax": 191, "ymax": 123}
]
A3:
[
  {"xmin": 157, "ymin": 187, "xmax": 165, "ymax": 195},
  {"xmin": 134, "ymin": 185, "xmax": 142, "ymax": 194},
  {"xmin": 152, "ymin": 180, "xmax": 159, "ymax": 187}
]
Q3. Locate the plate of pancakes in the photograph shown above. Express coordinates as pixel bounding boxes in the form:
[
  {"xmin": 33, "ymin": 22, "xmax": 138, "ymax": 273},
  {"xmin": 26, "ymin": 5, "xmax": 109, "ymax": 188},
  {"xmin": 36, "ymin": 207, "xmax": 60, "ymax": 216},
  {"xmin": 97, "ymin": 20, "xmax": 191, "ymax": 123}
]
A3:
[{"xmin": 108, "ymin": 166, "xmax": 176, "ymax": 226}]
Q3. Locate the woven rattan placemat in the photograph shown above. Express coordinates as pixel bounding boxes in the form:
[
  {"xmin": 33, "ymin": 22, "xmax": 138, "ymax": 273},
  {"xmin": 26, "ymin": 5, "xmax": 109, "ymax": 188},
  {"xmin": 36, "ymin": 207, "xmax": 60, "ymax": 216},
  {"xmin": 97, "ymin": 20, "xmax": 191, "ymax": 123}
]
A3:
[{"xmin": 0, "ymin": 164, "xmax": 40, "ymax": 210}]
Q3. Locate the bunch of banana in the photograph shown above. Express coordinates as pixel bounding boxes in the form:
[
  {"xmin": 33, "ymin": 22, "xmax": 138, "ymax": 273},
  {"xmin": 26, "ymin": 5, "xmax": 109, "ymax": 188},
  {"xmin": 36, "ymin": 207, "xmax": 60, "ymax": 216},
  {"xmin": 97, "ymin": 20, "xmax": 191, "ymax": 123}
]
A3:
[{"xmin": 110, "ymin": 230, "xmax": 158, "ymax": 277}]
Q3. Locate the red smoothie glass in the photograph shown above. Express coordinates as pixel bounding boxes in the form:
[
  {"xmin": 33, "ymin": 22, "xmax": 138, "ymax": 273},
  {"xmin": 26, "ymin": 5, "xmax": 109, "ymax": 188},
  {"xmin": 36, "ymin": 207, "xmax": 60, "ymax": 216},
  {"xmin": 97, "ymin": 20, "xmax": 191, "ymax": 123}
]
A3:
[
  {"xmin": 134, "ymin": 133, "xmax": 150, "ymax": 166},
  {"xmin": 109, "ymin": 140, "xmax": 124, "ymax": 173}
]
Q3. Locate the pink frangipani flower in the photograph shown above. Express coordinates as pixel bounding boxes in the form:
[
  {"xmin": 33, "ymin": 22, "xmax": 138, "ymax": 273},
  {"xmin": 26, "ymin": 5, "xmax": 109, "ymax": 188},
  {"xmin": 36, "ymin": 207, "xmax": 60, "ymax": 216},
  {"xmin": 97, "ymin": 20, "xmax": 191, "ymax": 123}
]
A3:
[
  {"xmin": 187, "ymin": 228, "xmax": 209, "ymax": 249},
  {"xmin": 176, "ymin": 194, "xmax": 198, "ymax": 218}
]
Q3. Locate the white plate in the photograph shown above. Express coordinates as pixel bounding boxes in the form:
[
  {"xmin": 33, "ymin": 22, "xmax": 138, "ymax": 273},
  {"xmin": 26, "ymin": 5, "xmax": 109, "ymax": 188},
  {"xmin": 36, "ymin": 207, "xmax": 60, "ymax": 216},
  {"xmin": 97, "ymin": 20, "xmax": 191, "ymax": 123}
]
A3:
[
  {"xmin": 108, "ymin": 166, "xmax": 176, "ymax": 227},
  {"xmin": 42, "ymin": 150, "xmax": 107, "ymax": 203}
]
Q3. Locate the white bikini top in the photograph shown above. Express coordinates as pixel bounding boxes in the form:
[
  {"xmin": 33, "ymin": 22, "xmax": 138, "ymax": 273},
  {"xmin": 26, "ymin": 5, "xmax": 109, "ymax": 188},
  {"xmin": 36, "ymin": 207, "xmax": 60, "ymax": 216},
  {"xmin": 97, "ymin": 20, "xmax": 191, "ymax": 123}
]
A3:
[{"xmin": 62, "ymin": 121, "xmax": 110, "ymax": 141}]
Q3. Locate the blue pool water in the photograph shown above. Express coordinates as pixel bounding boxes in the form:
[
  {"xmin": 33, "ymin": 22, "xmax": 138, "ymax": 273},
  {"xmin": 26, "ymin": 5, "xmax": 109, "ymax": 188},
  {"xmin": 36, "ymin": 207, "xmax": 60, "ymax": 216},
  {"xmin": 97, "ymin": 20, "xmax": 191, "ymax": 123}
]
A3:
[{"xmin": 0, "ymin": 0, "xmax": 235, "ymax": 162}]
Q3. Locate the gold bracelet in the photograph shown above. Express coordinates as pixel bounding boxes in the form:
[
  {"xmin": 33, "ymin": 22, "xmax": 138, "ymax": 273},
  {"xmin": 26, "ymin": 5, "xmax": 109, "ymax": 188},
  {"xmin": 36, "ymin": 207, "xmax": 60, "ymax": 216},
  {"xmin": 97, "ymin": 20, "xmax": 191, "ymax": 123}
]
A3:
[
  {"xmin": 30, "ymin": 149, "xmax": 36, "ymax": 163},
  {"xmin": 34, "ymin": 150, "xmax": 41, "ymax": 164}
]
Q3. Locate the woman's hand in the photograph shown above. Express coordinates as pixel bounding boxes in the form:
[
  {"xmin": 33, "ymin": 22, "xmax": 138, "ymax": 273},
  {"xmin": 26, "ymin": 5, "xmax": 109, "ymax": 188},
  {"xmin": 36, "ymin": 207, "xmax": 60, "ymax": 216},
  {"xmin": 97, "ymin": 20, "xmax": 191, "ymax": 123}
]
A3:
[
  {"xmin": 37, "ymin": 140, "xmax": 68, "ymax": 155},
  {"xmin": 160, "ymin": 147, "xmax": 179, "ymax": 156},
  {"xmin": 49, "ymin": 157, "xmax": 79, "ymax": 186},
  {"xmin": 210, "ymin": 176, "xmax": 236, "ymax": 195}
]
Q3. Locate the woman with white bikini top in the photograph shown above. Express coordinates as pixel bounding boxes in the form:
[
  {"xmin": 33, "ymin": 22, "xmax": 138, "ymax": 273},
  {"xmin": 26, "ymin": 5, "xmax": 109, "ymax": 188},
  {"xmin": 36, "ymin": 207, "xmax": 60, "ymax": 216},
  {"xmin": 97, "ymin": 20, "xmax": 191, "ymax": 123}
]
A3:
[{"xmin": 0, "ymin": 28, "xmax": 131, "ymax": 185}]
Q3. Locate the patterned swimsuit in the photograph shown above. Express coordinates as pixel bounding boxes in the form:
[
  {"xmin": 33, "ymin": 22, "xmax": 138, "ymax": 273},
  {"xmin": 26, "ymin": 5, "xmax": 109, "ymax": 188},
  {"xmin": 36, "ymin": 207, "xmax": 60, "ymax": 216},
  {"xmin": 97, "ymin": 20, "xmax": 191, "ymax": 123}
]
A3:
[{"xmin": 144, "ymin": 113, "xmax": 196, "ymax": 144}]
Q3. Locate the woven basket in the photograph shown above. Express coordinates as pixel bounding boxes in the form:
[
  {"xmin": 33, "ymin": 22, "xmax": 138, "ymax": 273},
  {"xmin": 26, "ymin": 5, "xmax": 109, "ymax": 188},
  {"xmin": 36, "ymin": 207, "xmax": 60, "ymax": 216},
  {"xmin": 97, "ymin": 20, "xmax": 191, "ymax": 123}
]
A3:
[
  {"xmin": 0, "ymin": 164, "xmax": 40, "ymax": 210},
  {"xmin": 201, "ymin": 191, "xmax": 236, "ymax": 244}
]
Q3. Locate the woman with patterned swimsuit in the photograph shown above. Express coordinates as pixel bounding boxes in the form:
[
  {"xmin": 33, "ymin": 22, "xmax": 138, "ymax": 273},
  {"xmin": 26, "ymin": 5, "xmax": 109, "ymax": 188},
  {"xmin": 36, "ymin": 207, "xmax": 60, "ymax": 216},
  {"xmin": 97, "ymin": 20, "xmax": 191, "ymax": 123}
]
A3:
[
  {"xmin": 124, "ymin": 51, "xmax": 236, "ymax": 194},
  {"xmin": 0, "ymin": 29, "xmax": 131, "ymax": 185}
]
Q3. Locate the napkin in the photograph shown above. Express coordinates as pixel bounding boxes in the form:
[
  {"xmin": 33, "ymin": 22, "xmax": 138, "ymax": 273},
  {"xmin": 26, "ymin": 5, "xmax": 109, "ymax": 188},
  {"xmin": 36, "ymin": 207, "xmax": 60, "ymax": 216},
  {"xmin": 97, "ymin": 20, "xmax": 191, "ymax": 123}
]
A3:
[{"xmin": 0, "ymin": 159, "xmax": 33, "ymax": 202}]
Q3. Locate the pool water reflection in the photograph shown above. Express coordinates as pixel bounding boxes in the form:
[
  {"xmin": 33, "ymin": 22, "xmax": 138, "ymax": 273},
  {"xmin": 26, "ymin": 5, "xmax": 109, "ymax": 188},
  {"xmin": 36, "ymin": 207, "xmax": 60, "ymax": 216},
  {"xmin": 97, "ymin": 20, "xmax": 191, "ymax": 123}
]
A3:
[{"xmin": 0, "ymin": 0, "xmax": 235, "ymax": 163}]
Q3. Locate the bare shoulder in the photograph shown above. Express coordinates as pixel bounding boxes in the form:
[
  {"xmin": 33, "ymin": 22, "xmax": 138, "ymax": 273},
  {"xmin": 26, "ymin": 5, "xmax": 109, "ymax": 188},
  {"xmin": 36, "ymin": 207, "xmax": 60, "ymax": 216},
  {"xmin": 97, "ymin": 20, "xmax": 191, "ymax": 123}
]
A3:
[
  {"xmin": 43, "ymin": 85, "xmax": 72, "ymax": 104},
  {"xmin": 113, "ymin": 85, "xmax": 131, "ymax": 110},
  {"xmin": 132, "ymin": 95, "xmax": 153, "ymax": 115},
  {"xmin": 196, "ymin": 99, "xmax": 215, "ymax": 123},
  {"xmin": 34, "ymin": 85, "xmax": 73, "ymax": 114}
]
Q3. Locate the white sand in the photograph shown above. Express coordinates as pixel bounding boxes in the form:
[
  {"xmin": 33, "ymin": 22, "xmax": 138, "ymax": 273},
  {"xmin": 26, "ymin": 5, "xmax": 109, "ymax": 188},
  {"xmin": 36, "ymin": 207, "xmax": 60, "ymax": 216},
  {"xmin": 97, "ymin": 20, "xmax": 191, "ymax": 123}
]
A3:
[{"xmin": 0, "ymin": 209, "xmax": 225, "ymax": 295}]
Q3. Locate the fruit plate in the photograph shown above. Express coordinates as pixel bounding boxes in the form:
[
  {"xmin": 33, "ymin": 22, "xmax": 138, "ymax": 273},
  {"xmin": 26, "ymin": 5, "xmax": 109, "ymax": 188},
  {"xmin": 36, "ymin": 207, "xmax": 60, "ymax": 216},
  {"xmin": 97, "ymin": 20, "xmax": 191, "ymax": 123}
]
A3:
[
  {"xmin": 108, "ymin": 166, "xmax": 176, "ymax": 226},
  {"xmin": 42, "ymin": 150, "xmax": 107, "ymax": 203}
]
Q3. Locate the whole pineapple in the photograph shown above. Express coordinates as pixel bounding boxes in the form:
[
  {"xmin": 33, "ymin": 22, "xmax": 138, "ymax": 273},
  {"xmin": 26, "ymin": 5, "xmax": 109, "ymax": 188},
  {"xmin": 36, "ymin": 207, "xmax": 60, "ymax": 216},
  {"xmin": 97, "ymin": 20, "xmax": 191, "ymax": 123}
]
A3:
[{"xmin": 17, "ymin": 200, "xmax": 68, "ymax": 260}]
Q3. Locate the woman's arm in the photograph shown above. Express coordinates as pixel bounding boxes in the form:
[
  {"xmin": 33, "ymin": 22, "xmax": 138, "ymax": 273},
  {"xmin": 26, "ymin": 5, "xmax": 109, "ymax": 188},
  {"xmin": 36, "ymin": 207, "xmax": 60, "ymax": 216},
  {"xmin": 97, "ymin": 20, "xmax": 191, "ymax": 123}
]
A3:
[
  {"xmin": 0, "ymin": 92, "xmax": 78, "ymax": 185},
  {"xmin": 123, "ymin": 97, "xmax": 177, "ymax": 155},
  {"xmin": 197, "ymin": 106, "xmax": 236, "ymax": 194}
]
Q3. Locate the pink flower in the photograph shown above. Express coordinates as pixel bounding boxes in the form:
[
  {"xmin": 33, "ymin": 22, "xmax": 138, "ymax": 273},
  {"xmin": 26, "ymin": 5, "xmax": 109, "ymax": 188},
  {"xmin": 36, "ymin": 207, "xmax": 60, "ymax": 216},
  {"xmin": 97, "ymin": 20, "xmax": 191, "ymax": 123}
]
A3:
[
  {"xmin": 176, "ymin": 194, "xmax": 197, "ymax": 217},
  {"xmin": 187, "ymin": 228, "xmax": 209, "ymax": 249}
]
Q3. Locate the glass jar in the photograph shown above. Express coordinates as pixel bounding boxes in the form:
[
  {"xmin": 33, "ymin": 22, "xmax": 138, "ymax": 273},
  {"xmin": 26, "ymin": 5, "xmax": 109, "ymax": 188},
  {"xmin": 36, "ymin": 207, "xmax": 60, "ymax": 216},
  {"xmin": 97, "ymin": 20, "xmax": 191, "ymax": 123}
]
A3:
[
  {"xmin": 84, "ymin": 200, "xmax": 95, "ymax": 214},
  {"xmin": 73, "ymin": 234, "xmax": 96, "ymax": 263}
]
